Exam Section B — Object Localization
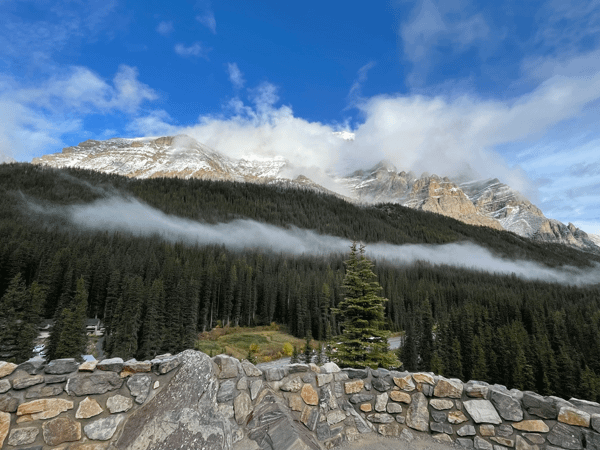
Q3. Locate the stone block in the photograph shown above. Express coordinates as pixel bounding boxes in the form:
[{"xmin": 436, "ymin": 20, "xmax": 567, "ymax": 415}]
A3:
[
  {"xmin": 515, "ymin": 435, "xmax": 537, "ymax": 450},
  {"xmin": 0, "ymin": 362, "xmax": 17, "ymax": 379},
  {"xmin": 393, "ymin": 374, "xmax": 415, "ymax": 391},
  {"xmin": 569, "ymin": 398, "xmax": 600, "ymax": 416},
  {"xmin": 547, "ymin": 422, "xmax": 583, "ymax": 450},
  {"xmin": 434, "ymin": 377, "xmax": 463, "ymax": 398},
  {"xmin": 66, "ymin": 371, "xmax": 123, "ymax": 396},
  {"xmin": 497, "ymin": 424, "xmax": 514, "ymax": 437},
  {"xmin": 490, "ymin": 389, "xmax": 523, "ymax": 421},
  {"xmin": 97, "ymin": 357, "xmax": 124, "ymax": 372},
  {"xmin": 84, "ymin": 414, "xmax": 124, "ymax": 440},
  {"xmin": 458, "ymin": 425, "xmax": 477, "ymax": 436},
  {"xmin": 107, "ymin": 394, "xmax": 133, "ymax": 413},
  {"xmin": 120, "ymin": 360, "xmax": 151, "ymax": 377},
  {"xmin": 466, "ymin": 381, "xmax": 490, "ymax": 398},
  {"xmin": 512, "ymin": 420, "xmax": 549, "ymax": 433},
  {"xmin": 45, "ymin": 358, "xmax": 79, "ymax": 374},
  {"xmin": 433, "ymin": 433, "xmax": 454, "ymax": 443},
  {"xmin": 523, "ymin": 433, "xmax": 545, "ymax": 444},
  {"xmin": 241, "ymin": 360, "xmax": 263, "ymax": 377},
  {"xmin": 349, "ymin": 393, "xmax": 373, "ymax": 404},
  {"xmin": 265, "ymin": 367, "xmax": 286, "ymax": 382},
  {"xmin": 25, "ymin": 384, "xmax": 63, "ymax": 399},
  {"xmin": 430, "ymin": 399, "xmax": 454, "ymax": 410},
  {"xmin": 375, "ymin": 392, "xmax": 388, "ymax": 412},
  {"xmin": 0, "ymin": 395, "xmax": 19, "ymax": 413},
  {"xmin": 491, "ymin": 436, "xmax": 515, "ymax": 447},
  {"xmin": 430, "ymin": 421, "xmax": 453, "ymax": 434},
  {"xmin": 464, "ymin": 399, "xmax": 502, "ymax": 424},
  {"xmin": 321, "ymin": 362, "xmax": 340, "ymax": 373},
  {"xmin": 17, "ymin": 398, "xmax": 74, "ymax": 420},
  {"xmin": 316, "ymin": 373, "xmax": 333, "ymax": 387},
  {"xmin": 7, "ymin": 427, "xmax": 39, "ymax": 446},
  {"xmin": 449, "ymin": 410, "xmax": 469, "ymax": 424},
  {"xmin": 11, "ymin": 373, "xmax": 44, "ymax": 390},
  {"xmin": 558, "ymin": 406, "xmax": 591, "ymax": 427},
  {"xmin": 301, "ymin": 383, "xmax": 319, "ymax": 405},
  {"xmin": 480, "ymin": 424, "xmax": 495, "ymax": 436},
  {"xmin": 0, "ymin": 412, "xmax": 9, "ymax": 448},
  {"xmin": 406, "ymin": 391, "xmax": 429, "ymax": 431},
  {"xmin": 300, "ymin": 405, "xmax": 319, "ymax": 431},
  {"xmin": 457, "ymin": 438, "xmax": 475, "ymax": 448},
  {"xmin": 281, "ymin": 376, "xmax": 303, "ymax": 392},
  {"xmin": 42, "ymin": 416, "xmax": 81, "ymax": 446},
  {"xmin": 343, "ymin": 368, "xmax": 369, "ymax": 379},
  {"xmin": 389, "ymin": 390, "xmax": 411, "ymax": 403},
  {"xmin": 387, "ymin": 402, "xmax": 402, "ymax": 413},
  {"xmin": 79, "ymin": 360, "xmax": 98, "ymax": 372},
  {"xmin": 234, "ymin": 392, "xmax": 252, "ymax": 425},
  {"xmin": 413, "ymin": 372, "xmax": 435, "ymax": 384},
  {"xmin": 216, "ymin": 379, "xmax": 237, "ymax": 403},
  {"xmin": 360, "ymin": 403, "xmax": 372, "ymax": 412},
  {"xmin": 521, "ymin": 391, "xmax": 558, "ymax": 419},
  {"xmin": 250, "ymin": 379, "xmax": 263, "ymax": 401},
  {"xmin": 127, "ymin": 373, "xmax": 151, "ymax": 404},
  {"xmin": 475, "ymin": 436, "xmax": 494, "ymax": 450},
  {"xmin": 327, "ymin": 409, "xmax": 346, "ymax": 425},
  {"xmin": 367, "ymin": 413, "xmax": 394, "ymax": 423},
  {"xmin": 76, "ymin": 396, "xmax": 103, "ymax": 419},
  {"xmin": 372, "ymin": 378, "xmax": 391, "ymax": 392},
  {"xmin": 0, "ymin": 380, "xmax": 9, "ymax": 394},
  {"xmin": 344, "ymin": 379, "xmax": 364, "ymax": 394}
]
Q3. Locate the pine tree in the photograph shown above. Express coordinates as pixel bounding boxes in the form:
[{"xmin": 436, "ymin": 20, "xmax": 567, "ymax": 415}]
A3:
[
  {"xmin": 330, "ymin": 243, "xmax": 399, "ymax": 369},
  {"xmin": 51, "ymin": 277, "xmax": 88, "ymax": 360}
]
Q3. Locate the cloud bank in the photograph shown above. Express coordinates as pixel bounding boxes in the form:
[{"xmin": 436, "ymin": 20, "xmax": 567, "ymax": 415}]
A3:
[{"xmin": 29, "ymin": 196, "xmax": 600, "ymax": 286}]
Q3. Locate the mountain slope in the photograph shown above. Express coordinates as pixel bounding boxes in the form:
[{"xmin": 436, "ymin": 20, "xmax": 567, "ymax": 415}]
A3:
[{"xmin": 32, "ymin": 135, "xmax": 599, "ymax": 253}]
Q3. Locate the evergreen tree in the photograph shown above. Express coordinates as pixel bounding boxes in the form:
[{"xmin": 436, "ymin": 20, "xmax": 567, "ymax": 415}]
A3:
[
  {"xmin": 51, "ymin": 277, "xmax": 88, "ymax": 360},
  {"xmin": 330, "ymin": 243, "xmax": 399, "ymax": 369}
]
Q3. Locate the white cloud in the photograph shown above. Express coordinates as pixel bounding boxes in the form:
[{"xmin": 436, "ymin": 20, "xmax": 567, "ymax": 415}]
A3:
[
  {"xmin": 196, "ymin": 12, "xmax": 216, "ymax": 34},
  {"xmin": 0, "ymin": 65, "xmax": 157, "ymax": 161},
  {"xmin": 227, "ymin": 63, "xmax": 245, "ymax": 89},
  {"xmin": 126, "ymin": 110, "xmax": 179, "ymax": 137},
  {"xmin": 347, "ymin": 61, "xmax": 376, "ymax": 105},
  {"xmin": 156, "ymin": 21, "xmax": 174, "ymax": 36},
  {"xmin": 174, "ymin": 42, "xmax": 210, "ymax": 59}
]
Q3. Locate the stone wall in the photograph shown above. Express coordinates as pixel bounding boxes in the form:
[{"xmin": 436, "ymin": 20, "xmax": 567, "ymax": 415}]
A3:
[{"xmin": 2, "ymin": 351, "xmax": 600, "ymax": 450}]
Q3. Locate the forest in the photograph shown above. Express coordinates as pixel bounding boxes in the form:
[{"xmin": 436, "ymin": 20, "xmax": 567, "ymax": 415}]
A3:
[{"xmin": 1, "ymin": 163, "xmax": 600, "ymax": 402}]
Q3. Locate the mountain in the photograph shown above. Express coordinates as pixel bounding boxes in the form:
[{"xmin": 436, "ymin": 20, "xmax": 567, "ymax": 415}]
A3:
[{"xmin": 32, "ymin": 134, "xmax": 599, "ymax": 253}]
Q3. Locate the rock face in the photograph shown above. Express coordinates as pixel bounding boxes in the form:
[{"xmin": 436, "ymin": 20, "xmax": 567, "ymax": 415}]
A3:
[{"xmin": 114, "ymin": 350, "xmax": 235, "ymax": 450}]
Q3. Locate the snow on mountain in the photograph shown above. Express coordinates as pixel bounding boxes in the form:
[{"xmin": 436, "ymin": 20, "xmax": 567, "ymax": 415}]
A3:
[{"xmin": 32, "ymin": 134, "xmax": 599, "ymax": 253}]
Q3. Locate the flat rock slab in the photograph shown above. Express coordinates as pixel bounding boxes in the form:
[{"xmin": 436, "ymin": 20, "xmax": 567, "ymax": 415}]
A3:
[
  {"xmin": 464, "ymin": 399, "xmax": 502, "ymax": 424},
  {"xmin": 127, "ymin": 374, "xmax": 152, "ymax": 404},
  {"xmin": 42, "ymin": 416, "xmax": 81, "ymax": 446},
  {"xmin": 17, "ymin": 398, "xmax": 74, "ymax": 420},
  {"xmin": 12, "ymin": 373, "xmax": 44, "ymax": 390},
  {"xmin": 114, "ymin": 350, "xmax": 236, "ymax": 450},
  {"xmin": 490, "ymin": 389, "xmax": 523, "ymax": 421},
  {"xmin": 0, "ymin": 362, "xmax": 17, "ymax": 378},
  {"xmin": 66, "ymin": 372, "xmax": 123, "ymax": 396},
  {"xmin": 45, "ymin": 358, "xmax": 79, "ymax": 374},
  {"xmin": 97, "ymin": 357, "xmax": 124, "ymax": 372},
  {"xmin": 84, "ymin": 414, "xmax": 125, "ymax": 440},
  {"xmin": 406, "ymin": 392, "xmax": 429, "ymax": 431},
  {"xmin": 8, "ymin": 427, "xmax": 39, "ymax": 446},
  {"xmin": 0, "ymin": 411, "xmax": 9, "ymax": 447}
]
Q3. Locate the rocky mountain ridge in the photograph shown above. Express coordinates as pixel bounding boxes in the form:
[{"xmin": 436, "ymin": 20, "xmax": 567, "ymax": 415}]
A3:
[{"xmin": 32, "ymin": 135, "xmax": 599, "ymax": 253}]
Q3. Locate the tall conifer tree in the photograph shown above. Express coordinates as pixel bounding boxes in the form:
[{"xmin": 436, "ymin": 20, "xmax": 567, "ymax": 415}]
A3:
[{"xmin": 330, "ymin": 243, "xmax": 399, "ymax": 369}]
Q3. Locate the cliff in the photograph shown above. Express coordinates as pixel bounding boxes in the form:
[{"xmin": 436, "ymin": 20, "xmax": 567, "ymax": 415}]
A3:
[{"xmin": 1, "ymin": 351, "xmax": 600, "ymax": 449}]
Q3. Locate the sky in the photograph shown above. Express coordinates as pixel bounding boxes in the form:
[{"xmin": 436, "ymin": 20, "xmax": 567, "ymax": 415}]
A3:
[{"xmin": 1, "ymin": 0, "xmax": 599, "ymax": 235}]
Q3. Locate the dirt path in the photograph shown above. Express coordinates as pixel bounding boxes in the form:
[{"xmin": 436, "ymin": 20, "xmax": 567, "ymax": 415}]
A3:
[{"xmin": 335, "ymin": 433, "xmax": 460, "ymax": 450}]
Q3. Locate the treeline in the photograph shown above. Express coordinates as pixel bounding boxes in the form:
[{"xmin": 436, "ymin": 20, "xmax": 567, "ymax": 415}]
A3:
[{"xmin": 1, "ymin": 163, "xmax": 600, "ymax": 402}]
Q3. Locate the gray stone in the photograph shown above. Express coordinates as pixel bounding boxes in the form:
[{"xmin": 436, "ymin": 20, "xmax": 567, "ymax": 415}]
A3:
[
  {"xmin": 302, "ymin": 372, "xmax": 314, "ymax": 383},
  {"xmin": 219, "ymin": 404, "xmax": 234, "ymax": 419},
  {"xmin": 333, "ymin": 372, "xmax": 348, "ymax": 382},
  {"xmin": 84, "ymin": 414, "xmax": 125, "ymax": 440},
  {"xmin": 41, "ymin": 416, "xmax": 81, "ymax": 446},
  {"xmin": 97, "ymin": 357, "xmax": 124, "ymax": 372},
  {"xmin": 241, "ymin": 360, "xmax": 262, "ymax": 377},
  {"xmin": 316, "ymin": 422, "xmax": 331, "ymax": 441},
  {"xmin": 375, "ymin": 392, "xmax": 388, "ymax": 412},
  {"xmin": 316, "ymin": 373, "xmax": 333, "ymax": 386},
  {"xmin": 281, "ymin": 376, "xmax": 303, "ymax": 392},
  {"xmin": 114, "ymin": 350, "xmax": 238, "ymax": 450},
  {"xmin": 217, "ymin": 379, "xmax": 237, "ymax": 403},
  {"xmin": 515, "ymin": 435, "xmax": 534, "ymax": 450},
  {"xmin": 0, "ymin": 394, "xmax": 19, "ymax": 412},
  {"xmin": 127, "ymin": 373, "xmax": 151, "ymax": 404},
  {"xmin": 430, "ymin": 422, "xmax": 453, "ymax": 434},
  {"xmin": 396, "ymin": 415, "xmax": 406, "ymax": 423},
  {"xmin": 234, "ymin": 392, "xmax": 252, "ymax": 425},
  {"xmin": 364, "ymin": 382, "xmax": 372, "ymax": 391},
  {"xmin": 45, "ymin": 375, "xmax": 67, "ymax": 384},
  {"xmin": 25, "ymin": 384, "xmax": 63, "ymax": 398},
  {"xmin": 342, "ymin": 401, "xmax": 371, "ymax": 433},
  {"xmin": 250, "ymin": 379, "xmax": 263, "ymax": 401},
  {"xmin": 156, "ymin": 356, "xmax": 181, "ymax": 374},
  {"xmin": 432, "ymin": 411, "xmax": 447, "ymax": 423},
  {"xmin": 582, "ymin": 429, "xmax": 600, "ymax": 450},
  {"xmin": 288, "ymin": 364, "xmax": 310, "ymax": 374},
  {"xmin": 521, "ymin": 391, "xmax": 558, "ymax": 419},
  {"xmin": 17, "ymin": 357, "xmax": 45, "ymax": 375},
  {"xmin": 458, "ymin": 425, "xmax": 477, "ymax": 436},
  {"xmin": 66, "ymin": 371, "xmax": 123, "ymax": 396},
  {"xmin": 547, "ymin": 422, "xmax": 583, "ymax": 450},
  {"xmin": 464, "ymin": 399, "xmax": 503, "ymax": 424},
  {"xmin": 475, "ymin": 436, "xmax": 494, "ymax": 450},
  {"xmin": 265, "ymin": 367, "xmax": 286, "ymax": 381},
  {"xmin": 490, "ymin": 389, "xmax": 523, "ymax": 421},
  {"xmin": 387, "ymin": 402, "xmax": 402, "ymax": 413},
  {"xmin": 0, "ymin": 380, "xmax": 9, "ymax": 394},
  {"xmin": 523, "ymin": 433, "xmax": 545, "ymax": 444},
  {"xmin": 321, "ymin": 362, "xmax": 340, "ymax": 373},
  {"xmin": 236, "ymin": 376, "xmax": 247, "ymax": 391},
  {"xmin": 466, "ymin": 381, "xmax": 490, "ymax": 398},
  {"xmin": 457, "ymin": 438, "xmax": 475, "ymax": 448},
  {"xmin": 326, "ymin": 409, "xmax": 346, "ymax": 425},
  {"xmin": 107, "ymin": 394, "xmax": 133, "ymax": 413},
  {"xmin": 45, "ymin": 358, "xmax": 79, "ymax": 374},
  {"xmin": 11, "ymin": 373, "xmax": 44, "ymax": 390},
  {"xmin": 400, "ymin": 428, "xmax": 414, "ymax": 441},
  {"xmin": 366, "ymin": 413, "xmax": 394, "ymax": 424},
  {"xmin": 570, "ymin": 398, "xmax": 600, "ymax": 416},
  {"xmin": 497, "ymin": 424, "xmax": 514, "ymax": 437},
  {"xmin": 406, "ymin": 391, "xmax": 429, "ymax": 431},
  {"xmin": 422, "ymin": 384, "xmax": 435, "ymax": 397},
  {"xmin": 343, "ymin": 368, "xmax": 369, "ymax": 379},
  {"xmin": 334, "ymin": 382, "xmax": 344, "ymax": 398},
  {"xmin": 213, "ymin": 355, "xmax": 239, "ymax": 379},
  {"xmin": 349, "ymin": 393, "xmax": 374, "ymax": 404},
  {"xmin": 7, "ymin": 427, "xmax": 39, "ymax": 446},
  {"xmin": 372, "ymin": 378, "xmax": 391, "ymax": 392},
  {"xmin": 320, "ymin": 385, "xmax": 337, "ymax": 410}
]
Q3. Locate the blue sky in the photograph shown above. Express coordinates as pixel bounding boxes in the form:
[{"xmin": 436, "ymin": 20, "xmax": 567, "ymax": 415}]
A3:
[{"xmin": 1, "ymin": 0, "xmax": 599, "ymax": 235}]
